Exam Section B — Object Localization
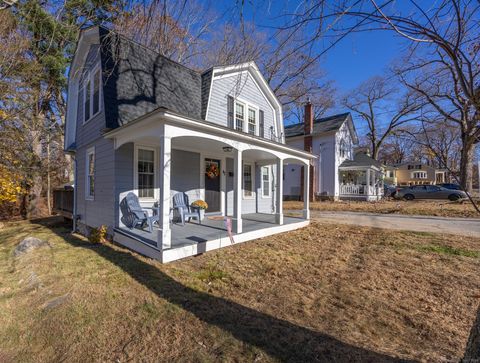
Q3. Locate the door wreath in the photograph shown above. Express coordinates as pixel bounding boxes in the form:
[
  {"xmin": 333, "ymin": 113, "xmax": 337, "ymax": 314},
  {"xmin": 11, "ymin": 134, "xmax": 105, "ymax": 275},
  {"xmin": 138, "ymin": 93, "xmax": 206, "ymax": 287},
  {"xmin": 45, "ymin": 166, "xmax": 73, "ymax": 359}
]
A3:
[{"xmin": 206, "ymin": 163, "xmax": 220, "ymax": 179}]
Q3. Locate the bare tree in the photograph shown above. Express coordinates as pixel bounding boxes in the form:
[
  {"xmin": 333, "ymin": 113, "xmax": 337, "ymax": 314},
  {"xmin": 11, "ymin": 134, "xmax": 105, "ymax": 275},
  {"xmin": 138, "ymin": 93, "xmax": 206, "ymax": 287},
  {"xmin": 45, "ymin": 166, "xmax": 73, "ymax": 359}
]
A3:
[
  {"xmin": 341, "ymin": 0, "xmax": 479, "ymax": 191},
  {"xmin": 113, "ymin": 0, "xmax": 216, "ymax": 67},
  {"xmin": 342, "ymin": 75, "xmax": 421, "ymax": 160}
]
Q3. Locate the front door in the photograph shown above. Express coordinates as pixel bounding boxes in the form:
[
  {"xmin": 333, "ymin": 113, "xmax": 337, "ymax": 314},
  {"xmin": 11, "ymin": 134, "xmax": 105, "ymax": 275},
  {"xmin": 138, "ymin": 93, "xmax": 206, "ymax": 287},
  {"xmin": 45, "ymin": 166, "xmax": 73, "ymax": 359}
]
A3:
[{"xmin": 204, "ymin": 158, "xmax": 221, "ymax": 213}]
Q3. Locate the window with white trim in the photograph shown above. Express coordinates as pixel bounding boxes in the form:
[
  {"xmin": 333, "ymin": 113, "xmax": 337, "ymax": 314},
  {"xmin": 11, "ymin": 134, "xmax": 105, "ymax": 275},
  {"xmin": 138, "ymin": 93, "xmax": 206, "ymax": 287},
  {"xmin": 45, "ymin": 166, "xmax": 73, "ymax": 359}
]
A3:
[
  {"xmin": 235, "ymin": 102, "xmax": 244, "ymax": 131},
  {"xmin": 248, "ymin": 108, "xmax": 256, "ymax": 135},
  {"xmin": 261, "ymin": 166, "xmax": 271, "ymax": 197},
  {"xmin": 412, "ymin": 171, "xmax": 427, "ymax": 179},
  {"xmin": 243, "ymin": 163, "xmax": 253, "ymax": 198},
  {"xmin": 86, "ymin": 147, "xmax": 95, "ymax": 200},
  {"xmin": 137, "ymin": 148, "xmax": 156, "ymax": 199},
  {"xmin": 80, "ymin": 67, "xmax": 102, "ymax": 123}
]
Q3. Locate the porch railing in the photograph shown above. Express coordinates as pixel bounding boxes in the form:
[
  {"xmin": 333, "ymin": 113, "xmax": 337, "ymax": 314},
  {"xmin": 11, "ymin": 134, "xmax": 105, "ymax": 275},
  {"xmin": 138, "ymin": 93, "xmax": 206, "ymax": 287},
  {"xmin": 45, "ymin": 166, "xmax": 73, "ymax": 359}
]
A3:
[{"xmin": 340, "ymin": 184, "xmax": 380, "ymax": 196}]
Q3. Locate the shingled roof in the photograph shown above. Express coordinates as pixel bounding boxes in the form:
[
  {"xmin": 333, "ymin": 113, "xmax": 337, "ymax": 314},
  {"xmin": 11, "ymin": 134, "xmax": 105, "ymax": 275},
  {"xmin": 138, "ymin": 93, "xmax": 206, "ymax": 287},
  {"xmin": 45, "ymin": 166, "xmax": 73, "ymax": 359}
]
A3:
[
  {"xmin": 284, "ymin": 113, "xmax": 352, "ymax": 138},
  {"xmin": 339, "ymin": 152, "xmax": 384, "ymax": 169},
  {"xmin": 99, "ymin": 27, "xmax": 202, "ymax": 129}
]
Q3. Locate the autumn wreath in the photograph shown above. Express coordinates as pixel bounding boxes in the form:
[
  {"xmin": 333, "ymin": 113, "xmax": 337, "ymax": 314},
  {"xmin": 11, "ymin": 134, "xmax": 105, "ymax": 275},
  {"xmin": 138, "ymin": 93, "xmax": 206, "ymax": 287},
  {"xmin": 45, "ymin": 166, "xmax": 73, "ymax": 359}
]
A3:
[{"xmin": 205, "ymin": 164, "xmax": 220, "ymax": 179}]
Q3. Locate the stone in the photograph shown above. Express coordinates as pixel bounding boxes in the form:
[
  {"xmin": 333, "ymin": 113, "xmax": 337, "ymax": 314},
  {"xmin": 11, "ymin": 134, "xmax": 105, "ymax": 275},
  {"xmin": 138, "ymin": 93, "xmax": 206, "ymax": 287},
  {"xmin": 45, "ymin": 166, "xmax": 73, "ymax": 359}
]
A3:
[
  {"xmin": 42, "ymin": 293, "xmax": 69, "ymax": 310},
  {"xmin": 13, "ymin": 237, "xmax": 49, "ymax": 257}
]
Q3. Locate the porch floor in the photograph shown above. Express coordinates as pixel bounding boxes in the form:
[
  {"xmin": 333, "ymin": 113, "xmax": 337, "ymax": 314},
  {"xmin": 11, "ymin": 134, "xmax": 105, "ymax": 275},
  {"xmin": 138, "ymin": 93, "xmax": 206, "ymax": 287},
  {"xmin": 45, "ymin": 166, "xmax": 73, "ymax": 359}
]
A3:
[{"xmin": 117, "ymin": 213, "xmax": 305, "ymax": 250}]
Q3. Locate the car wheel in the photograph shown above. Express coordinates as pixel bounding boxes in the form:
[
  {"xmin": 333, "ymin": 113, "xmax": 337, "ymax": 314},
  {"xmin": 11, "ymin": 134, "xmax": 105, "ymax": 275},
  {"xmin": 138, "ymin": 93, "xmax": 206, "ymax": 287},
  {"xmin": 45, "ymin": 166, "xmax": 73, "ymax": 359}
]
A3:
[
  {"xmin": 404, "ymin": 194, "xmax": 414, "ymax": 201},
  {"xmin": 448, "ymin": 194, "xmax": 460, "ymax": 201}
]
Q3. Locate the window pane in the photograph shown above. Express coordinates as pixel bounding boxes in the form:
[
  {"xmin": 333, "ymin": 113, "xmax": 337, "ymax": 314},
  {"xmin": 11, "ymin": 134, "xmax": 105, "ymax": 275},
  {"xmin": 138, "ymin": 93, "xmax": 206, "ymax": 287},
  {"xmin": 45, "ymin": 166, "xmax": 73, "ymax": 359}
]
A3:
[
  {"xmin": 243, "ymin": 164, "xmax": 252, "ymax": 197},
  {"xmin": 84, "ymin": 79, "xmax": 91, "ymax": 121},
  {"xmin": 93, "ymin": 70, "xmax": 100, "ymax": 115},
  {"xmin": 262, "ymin": 167, "xmax": 269, "ymax": 196},
  {"xmin": 235, "ymin": 103, "xmax": 244, "ymax": 131},
  {"xmin": 248, "ymin": 109, "xmax": 256, "ymax": 134},
  {"xmin": 138, "ymin": 149, "xmax": 155, "ymax": 198}
]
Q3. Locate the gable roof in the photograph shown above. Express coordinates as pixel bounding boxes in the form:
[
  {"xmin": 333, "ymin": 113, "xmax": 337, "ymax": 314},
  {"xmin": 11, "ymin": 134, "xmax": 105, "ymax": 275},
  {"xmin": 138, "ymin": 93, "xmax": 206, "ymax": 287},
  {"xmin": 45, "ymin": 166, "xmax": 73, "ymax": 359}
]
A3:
[
  {"xmin": 339, "ymin": 152, "xmax": 384, "ymax": 169},
  {"xmin": 284, "ymin": 113, "xmax": 358, "ymax": 143}
]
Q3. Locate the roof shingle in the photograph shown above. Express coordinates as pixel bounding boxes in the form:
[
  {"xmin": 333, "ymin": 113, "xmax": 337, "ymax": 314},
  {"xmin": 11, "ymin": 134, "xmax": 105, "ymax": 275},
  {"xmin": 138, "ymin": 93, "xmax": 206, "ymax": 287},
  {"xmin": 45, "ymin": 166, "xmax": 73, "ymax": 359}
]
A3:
[{"xmin": 284, "ymin": 113, "xmax": 351, "ymax": 137}]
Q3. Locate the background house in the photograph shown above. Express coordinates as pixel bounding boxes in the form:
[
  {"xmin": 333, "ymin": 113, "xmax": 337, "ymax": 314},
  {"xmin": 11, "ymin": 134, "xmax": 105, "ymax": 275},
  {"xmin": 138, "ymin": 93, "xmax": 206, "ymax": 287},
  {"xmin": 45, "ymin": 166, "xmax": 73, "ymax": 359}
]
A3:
[
  {"xmin": 283, "ymin": 103, "xmax": 384, "ymax": 201},
  {"xmin": 388, "ymin": 162, "xmax": 446, "ymax": 186}
]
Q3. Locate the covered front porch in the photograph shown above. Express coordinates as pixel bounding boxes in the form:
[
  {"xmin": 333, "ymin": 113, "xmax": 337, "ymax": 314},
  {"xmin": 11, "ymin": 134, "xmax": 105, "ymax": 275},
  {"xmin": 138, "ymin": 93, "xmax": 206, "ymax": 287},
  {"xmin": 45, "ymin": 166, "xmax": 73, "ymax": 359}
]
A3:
[{"xmin": 106, "ymin": 111, "xmax": 313, "ymax": 262}]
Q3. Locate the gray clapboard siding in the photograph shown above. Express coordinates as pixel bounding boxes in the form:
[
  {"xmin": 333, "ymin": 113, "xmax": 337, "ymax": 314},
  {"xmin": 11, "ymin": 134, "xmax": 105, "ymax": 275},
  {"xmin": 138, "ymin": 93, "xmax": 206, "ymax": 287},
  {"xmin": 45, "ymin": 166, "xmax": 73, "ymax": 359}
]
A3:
[
  {"xmin": 206, "ymin": 72, "xmax": 276, "ymax": 136},
  {"xmin": 76, "ymin": 137, "xmax": 116, "ymax": 231},
  {"xmin": 170, "ymin": 149, "xmax": 201, "ymax": 204},
  {"xmin": 115, "ymin": 143, "xmax": 134, "ymax": 228},
  {"xmin": 225, "ymin": 158, "xmax": 276, "ymax": 216}
]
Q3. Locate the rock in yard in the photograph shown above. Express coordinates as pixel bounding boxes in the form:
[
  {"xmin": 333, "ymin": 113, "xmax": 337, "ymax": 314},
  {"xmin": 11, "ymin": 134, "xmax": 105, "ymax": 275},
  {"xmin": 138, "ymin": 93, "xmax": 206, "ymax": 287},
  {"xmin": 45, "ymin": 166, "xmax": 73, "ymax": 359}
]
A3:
[
  {"xmin": 42, "ymin": 293, "xmax": 69, "ymax": 310},
  {"xmin": 13, "ymin": 237, "xmax": 49, "ymax": 257}
]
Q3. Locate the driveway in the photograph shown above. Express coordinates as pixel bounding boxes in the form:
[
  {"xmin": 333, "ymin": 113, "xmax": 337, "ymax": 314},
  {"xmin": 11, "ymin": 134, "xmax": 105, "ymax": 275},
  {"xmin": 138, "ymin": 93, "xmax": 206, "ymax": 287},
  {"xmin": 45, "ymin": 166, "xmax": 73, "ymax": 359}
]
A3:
[{"xmin": 308, "ymin": 211, "xmax": 480, "ymax": 238}]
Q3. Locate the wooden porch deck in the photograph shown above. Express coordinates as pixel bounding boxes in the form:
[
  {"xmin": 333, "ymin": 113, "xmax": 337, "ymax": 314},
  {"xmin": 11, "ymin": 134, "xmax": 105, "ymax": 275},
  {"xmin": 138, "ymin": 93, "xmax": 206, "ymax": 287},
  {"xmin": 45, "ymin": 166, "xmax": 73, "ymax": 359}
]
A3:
[{"xmin": 117, "ymin": 213, "xmax": 306, "ymax": 250}]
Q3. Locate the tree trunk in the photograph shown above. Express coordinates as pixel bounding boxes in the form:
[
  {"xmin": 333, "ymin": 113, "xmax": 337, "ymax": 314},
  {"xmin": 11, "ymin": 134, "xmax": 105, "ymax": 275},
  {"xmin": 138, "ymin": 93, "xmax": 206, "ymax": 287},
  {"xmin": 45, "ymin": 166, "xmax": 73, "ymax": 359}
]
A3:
[{"xmin": 459, "ymin": 133, "xmax": 474, "ymax": 192}]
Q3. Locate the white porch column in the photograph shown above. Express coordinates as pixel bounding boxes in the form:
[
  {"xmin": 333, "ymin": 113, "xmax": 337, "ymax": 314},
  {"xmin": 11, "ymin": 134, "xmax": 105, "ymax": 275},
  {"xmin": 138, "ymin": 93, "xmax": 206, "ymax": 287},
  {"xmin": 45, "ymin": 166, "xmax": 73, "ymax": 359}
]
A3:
[
  {"xmin": 233, "ymin": 148, "xmax": 243, "ymax": 233},
  {"xmin": 371, "ymin": 171, "xmax": 376, "ymax": 195},
  {"xmin": 366, "ymin": 169, "xmax": 370, "ymax": 195},
  {"xmin": 303, "ymin": 162, "xmax": 310, "ymax": 220},
  {"xmin": 275, "ymin": 158, "xmax": 284, "ymax": 225},
  {"xmin": 158, "ymin": 132, "xmax": 171, "ymax": 250}
]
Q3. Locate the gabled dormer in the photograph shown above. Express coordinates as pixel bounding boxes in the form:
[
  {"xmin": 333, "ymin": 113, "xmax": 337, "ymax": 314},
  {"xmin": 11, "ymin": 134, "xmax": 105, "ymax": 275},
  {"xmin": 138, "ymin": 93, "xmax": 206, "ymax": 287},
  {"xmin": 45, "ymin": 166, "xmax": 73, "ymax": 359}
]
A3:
[{"xmin": 201, "ymin": 62, "xmax": 284, "ymax": 143}]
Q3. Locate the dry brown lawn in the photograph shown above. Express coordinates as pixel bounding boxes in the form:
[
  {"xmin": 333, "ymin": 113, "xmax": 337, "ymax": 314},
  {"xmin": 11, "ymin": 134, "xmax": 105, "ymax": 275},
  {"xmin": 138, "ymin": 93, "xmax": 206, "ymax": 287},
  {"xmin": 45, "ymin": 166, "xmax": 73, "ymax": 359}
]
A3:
[
  {"xmin": 285, "ymin": 199, "xmax": 480, "ymax": 218},
  {"xmin": 0, "ymin": 217, "xmax": 479, "ymax": 362}
]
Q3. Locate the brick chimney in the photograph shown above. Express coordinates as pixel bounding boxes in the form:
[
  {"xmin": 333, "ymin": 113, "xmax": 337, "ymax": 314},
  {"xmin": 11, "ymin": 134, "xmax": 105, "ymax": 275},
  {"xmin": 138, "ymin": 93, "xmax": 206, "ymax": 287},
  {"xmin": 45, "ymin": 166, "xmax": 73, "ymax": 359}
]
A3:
[
  {"xmin": 304, "ymin": 98, "xmax": 313, "ymax": 135},
  {"xmin": 300, "ymin": 98, "xmax": 315, "ymax": 202}
]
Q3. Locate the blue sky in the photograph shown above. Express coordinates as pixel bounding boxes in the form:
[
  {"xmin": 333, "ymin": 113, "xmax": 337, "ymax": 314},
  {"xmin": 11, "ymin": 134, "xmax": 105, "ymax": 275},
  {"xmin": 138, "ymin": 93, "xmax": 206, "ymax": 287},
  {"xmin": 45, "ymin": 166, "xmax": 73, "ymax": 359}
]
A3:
[{"xmin": 213, "ymin": 1, "xmax": 408, "ymax": 93}]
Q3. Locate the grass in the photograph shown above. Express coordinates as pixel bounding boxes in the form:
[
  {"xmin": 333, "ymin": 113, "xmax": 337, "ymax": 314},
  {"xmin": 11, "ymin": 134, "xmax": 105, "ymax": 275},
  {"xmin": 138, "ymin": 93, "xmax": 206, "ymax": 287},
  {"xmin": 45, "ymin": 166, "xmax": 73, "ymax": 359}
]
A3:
[
  {"xmin": 415, "ymin": 244, "xmax": 480, "ymax": 258},
  {"xmin": 284, "ymin": 199, "xmax": 480, "ymax": 218},
  {"xmin": 0, "ymin": 217, "xmax": 479, "ymax": 362}
]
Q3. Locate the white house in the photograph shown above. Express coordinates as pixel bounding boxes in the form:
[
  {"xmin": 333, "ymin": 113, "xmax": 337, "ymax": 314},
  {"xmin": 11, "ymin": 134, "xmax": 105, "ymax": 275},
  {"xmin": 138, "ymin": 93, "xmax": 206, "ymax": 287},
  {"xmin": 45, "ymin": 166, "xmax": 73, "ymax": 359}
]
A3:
[
  {"xmin": 283, "ymin": 102, "xmax": 384, "ymax": 201},
  {"xmin": 64, "ymin": 26, "xmax": 315, "ymax": 263}
]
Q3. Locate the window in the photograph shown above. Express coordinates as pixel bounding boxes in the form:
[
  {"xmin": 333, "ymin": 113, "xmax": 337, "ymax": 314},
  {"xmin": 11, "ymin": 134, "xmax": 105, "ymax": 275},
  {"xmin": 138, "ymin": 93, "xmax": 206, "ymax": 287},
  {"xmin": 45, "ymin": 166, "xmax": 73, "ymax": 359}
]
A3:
[
  {"xmin": 339, "ymin": 140, "xmax": 347, "ymax": 158},
  {"xmin": 261, "ymin": 166, "xmax": 271, "ymax": 198},
  {"xmin": 248, "ymin": 108, "xmax": 256, "ymax": 135},
  {"xmin": 243, "ymin": 163, "xmax": 253, "ymax": 198},
  {"xmin": 84, "ymin": 79, "xmax": 91, "ymax": 122},
  {"xmin": 81, "ymin": 67, "xmax": 102, "ymax": 123},
  {"xmin": 137, "ymin": 148, "xmax": 155, "ymax": 199},
  {"xmin": 235, "ymin": 102, "xmax": 244, "ymax": 131},
  {"xmin": 86, "ymin": 147, "xmax": 95, "ymax": 200},
  {"xmin": 412, "ymin": 171, "xmax": 427, "ymax": 179},
  {"xmin": 92, "ymin": 69, "xmax": 100, "ymax": 115}
]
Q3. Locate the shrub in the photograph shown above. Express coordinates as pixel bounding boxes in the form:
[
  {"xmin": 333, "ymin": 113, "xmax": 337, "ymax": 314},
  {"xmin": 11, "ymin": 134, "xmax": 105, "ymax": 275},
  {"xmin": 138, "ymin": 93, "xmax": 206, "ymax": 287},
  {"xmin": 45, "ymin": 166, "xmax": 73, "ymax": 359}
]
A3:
[{"xmin": 88, "ymin": 225, "xmax": 108, "ymax": 244}]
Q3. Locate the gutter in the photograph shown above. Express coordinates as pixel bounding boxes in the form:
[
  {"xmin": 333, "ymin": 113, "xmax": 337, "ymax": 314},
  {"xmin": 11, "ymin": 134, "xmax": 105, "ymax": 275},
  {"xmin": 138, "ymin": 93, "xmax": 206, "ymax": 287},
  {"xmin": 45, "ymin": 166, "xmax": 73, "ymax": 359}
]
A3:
[
  {"xmin": 72, "ymin": 154, "xmax": 78, "ymax": 233},
  {"xmin": 104, "ymin": 108, "xmax": 316, "ymax": 160}
]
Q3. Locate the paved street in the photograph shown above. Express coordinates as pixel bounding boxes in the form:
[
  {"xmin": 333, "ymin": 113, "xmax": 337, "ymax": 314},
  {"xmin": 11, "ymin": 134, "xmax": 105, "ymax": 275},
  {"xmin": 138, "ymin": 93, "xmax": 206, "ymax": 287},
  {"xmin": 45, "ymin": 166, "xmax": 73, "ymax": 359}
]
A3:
[{"xmin": 308, "ymin": 211, "xmax": 480, "ymax": 238}]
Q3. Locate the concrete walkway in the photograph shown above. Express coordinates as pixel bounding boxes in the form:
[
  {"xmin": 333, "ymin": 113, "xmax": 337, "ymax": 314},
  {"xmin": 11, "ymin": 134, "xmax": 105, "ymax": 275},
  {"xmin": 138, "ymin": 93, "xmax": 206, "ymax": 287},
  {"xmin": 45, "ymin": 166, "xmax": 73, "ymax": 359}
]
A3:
[{"xmin": 307, "ymin": 211, "xmax": 480, "ymax": 238}]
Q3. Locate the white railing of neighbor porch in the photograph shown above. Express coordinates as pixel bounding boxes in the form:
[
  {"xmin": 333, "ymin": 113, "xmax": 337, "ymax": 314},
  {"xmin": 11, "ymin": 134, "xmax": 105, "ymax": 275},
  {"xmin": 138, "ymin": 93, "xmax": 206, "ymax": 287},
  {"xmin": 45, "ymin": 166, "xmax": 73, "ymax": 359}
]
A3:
[
  {"xmin": 339, "ymin": 184, "xmax": 379, "ymax": 195},
  {"xmin": 340, "ymin": 184, "xmax": 361, "ymax": 194}
]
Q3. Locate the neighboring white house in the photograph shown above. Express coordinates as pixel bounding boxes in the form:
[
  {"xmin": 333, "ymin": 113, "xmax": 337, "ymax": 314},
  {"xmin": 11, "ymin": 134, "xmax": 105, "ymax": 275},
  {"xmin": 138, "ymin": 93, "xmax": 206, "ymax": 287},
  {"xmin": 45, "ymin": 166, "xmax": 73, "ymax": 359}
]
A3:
[
  {"xmin": 283, "ymin": 103, "xmax": 384, "ymax": 201},
  {"xmin": 64, "ymin": 26, "xmax": 314, "ymax": 263}
]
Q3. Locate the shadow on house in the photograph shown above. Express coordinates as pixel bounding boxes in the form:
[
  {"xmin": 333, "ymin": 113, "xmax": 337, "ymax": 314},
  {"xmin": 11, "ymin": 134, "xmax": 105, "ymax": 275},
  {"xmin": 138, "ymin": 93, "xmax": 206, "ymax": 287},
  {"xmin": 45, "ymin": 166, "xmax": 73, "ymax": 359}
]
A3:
[{"xmin": 34, "ymin": 217, "xmax": 411, "ymax": 362}]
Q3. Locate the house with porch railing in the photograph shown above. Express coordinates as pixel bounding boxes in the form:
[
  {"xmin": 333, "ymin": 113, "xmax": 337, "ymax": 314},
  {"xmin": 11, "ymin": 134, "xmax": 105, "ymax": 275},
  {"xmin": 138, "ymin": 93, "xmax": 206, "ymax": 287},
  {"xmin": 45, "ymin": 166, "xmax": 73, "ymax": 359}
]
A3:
[
  {"xmin": 63, "ymin": 26, "xmax": 314, "ymax": 263},
  {"xmin": 283, "ymin": 107, "xmax": 384, "ymax": 201}
]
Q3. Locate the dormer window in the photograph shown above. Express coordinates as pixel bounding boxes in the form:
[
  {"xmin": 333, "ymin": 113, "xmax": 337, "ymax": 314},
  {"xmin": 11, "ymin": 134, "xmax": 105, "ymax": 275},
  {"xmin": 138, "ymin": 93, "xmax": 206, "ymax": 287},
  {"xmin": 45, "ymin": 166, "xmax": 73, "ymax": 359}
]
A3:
[
  {"xmin": 248, "ymin": 108, "xmax": 256, "ymax": 135},
  {"xmin": 80, "ymin": 66, "xmax": 102, "ymax": 124},
  {"xmin": 340, "ymin": 140, "xmax": 347, "ymax": 158},
  {"xmin": 235, "ymin": 102, "xmax": 244, "ymax": 131}
]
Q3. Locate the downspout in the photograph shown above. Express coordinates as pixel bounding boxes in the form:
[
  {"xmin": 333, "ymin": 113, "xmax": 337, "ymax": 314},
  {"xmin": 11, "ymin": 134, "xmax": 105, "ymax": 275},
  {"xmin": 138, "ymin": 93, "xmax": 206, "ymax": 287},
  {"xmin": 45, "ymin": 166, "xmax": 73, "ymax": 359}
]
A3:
[{"xmin": 72, "ymin": 153, "xmax": 77, "ymax": 233}]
